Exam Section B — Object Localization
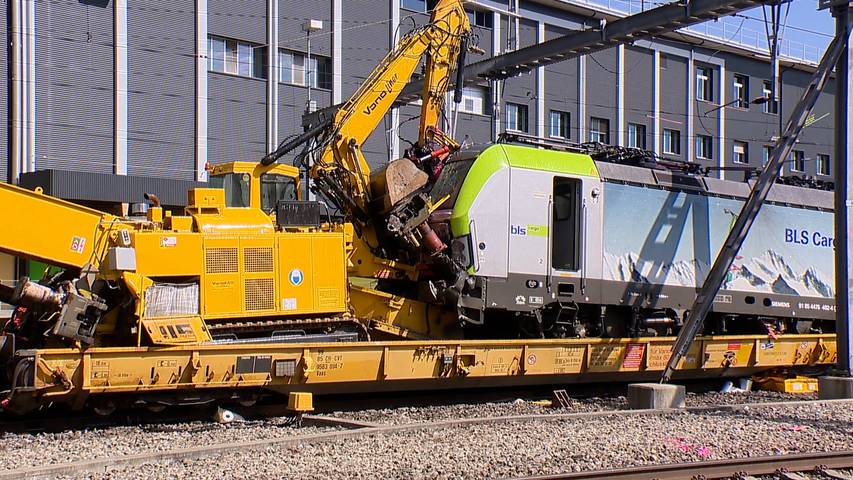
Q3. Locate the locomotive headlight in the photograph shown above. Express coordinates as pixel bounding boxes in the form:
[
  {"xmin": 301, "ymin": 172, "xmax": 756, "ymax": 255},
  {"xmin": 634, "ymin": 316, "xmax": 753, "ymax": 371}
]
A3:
[{"xmin": 451, "ymin": 236, "xmax": 472, "ymax": 268}]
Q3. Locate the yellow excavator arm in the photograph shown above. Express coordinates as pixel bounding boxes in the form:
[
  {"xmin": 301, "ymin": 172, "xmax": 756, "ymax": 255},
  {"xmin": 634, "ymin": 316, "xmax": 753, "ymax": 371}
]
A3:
[{"xmin": 310, "ymin": 0, "xmax": 470, "ymax": 218}]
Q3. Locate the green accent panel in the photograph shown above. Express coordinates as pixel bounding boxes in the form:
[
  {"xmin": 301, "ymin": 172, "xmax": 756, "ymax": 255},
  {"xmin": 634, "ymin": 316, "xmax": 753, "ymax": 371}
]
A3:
[
  {"xmin": 450, "ymin": 145, "xmax": 510, "ymax": 235},
  {"xmin": 526, "ymin": 225, "xmax": 549, "ymax": 237},
  {"xmin": 501, "ymin": 144, "xmax": 599, "ymax": 177},
  {"xmin": 450, "ymin": 144, "xmax": 598, "ymax": 235}
]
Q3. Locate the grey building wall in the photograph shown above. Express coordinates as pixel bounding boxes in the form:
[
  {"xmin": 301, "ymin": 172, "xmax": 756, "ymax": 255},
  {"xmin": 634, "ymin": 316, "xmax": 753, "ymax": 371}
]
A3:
[
  {"xmin": 782, "ymin": 67, "xmax": 835, "ymax": 177},
  {"xmin": 206, "ymin": 1, "xmax": 268, "ymax": 166},
  {"xmin": 127, "ymin": 0, "xmax": 196, "ymax": 180},
  {"xmin": 500, "ymin": 18, "xmax": 538, "ymax": 135},
  {"xmin": 208, "ymin": 74, "xmax": 268, "ymax": 164},
  {"xmin": 209, "ymin": 0, "xmax": 266, "ymax": 45},
  {"xmin": 35, "ymin": 0, "xmax": 113, "ymax": 174},
  {"xmin": 585, "ymin": 48, "xmax": 618, "ymax": 144},
  {"xmin": 544, "ymin": 24, "xmax": 578, "ymax": 141},
  {"xmin": 658, "ymin": 53, "xmax": 688, "ymax": 161},
  {"xmin": 279, "ymin": 0, "xmax": 333, "ymax": 150},
  {"xmin": 0, "ymin": 0, "xmax": 841, "ymax": 199},
  {"xmin": 341, "ymin": 0, "xmax": 391, "ymax": 169},
  {"xmin": 623, "ymin": 46, "xmax": 654, "ymax": 149}
]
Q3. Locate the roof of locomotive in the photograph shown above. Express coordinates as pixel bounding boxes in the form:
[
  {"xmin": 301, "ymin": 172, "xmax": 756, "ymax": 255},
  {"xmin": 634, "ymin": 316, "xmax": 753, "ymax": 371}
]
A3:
[
  {"xmin": 473, "ymin": 134, "xmax": 833, "ymax": 211},
  {"xmin": 595, "ymin": 160, "xmax": 833, "ymax": 211}
]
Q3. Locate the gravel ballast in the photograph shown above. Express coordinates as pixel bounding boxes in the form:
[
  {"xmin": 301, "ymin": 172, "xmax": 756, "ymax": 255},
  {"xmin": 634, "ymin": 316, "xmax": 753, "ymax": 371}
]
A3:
[
  {"xmin": 0, "ymin": 418, "xmax": 334, "ymax": 472},
  {"xmin": 0, "ymin": 391, "xmax": 830, "ymax": 478},
  {"xmin": 324, "ymin": 390, "xmax": 815, "ymax": 425},
  {"xmin": 43, "ymin": 400, "xmax": 853, "ymax": 480}
]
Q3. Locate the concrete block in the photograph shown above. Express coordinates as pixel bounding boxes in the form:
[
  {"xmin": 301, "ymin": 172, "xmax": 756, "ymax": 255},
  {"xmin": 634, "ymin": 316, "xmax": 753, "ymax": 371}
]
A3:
[
  {"xmin": 818, "ymin": 376, "xmax": 853, "ymax": 400},
  {"xmin": 627, "ymin": 383, "xmax": 686, "ymax": 410}
]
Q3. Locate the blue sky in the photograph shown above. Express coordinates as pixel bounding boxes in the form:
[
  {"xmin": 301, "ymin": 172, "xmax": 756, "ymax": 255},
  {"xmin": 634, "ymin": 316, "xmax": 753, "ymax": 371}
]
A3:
[{"xmin": 739, "ymin": 1, "xmax": 834, "ymax": 54}]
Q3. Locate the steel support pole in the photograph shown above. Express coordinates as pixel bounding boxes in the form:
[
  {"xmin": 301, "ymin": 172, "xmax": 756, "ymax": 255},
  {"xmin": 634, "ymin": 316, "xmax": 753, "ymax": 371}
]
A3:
[{"xmin": 834, "ymin": 5, "xmax": 853, "ymax": 376}]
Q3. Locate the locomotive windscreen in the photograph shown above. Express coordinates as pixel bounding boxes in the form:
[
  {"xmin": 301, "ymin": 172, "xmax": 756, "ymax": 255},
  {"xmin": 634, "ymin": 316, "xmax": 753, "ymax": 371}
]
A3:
[{"xmin": 430, "ymin": 159, "xmax": 474, "ymax": 209}]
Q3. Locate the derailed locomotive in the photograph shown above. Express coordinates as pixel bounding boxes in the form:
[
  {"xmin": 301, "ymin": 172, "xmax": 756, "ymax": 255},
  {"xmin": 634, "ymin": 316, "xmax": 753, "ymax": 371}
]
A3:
[{"xmin": 430, "ymin": 137, "xmax": 835, "ymax": 339}]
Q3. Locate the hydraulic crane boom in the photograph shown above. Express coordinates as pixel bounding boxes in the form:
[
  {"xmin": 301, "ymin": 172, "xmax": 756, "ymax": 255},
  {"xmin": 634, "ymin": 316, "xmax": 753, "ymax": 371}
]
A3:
[{"xmin": 264, "ymin": 0, "xmax": 470, "ymax": 226}]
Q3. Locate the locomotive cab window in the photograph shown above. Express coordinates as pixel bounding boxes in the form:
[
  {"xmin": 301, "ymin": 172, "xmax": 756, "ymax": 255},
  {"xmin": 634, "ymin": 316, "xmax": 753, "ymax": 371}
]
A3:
[
  {"xmin": 261, "ymin": 174, "xmax": 298, "ymax": 213},
  {"xmin": 209, "ymin": 173, "xmax": 251, "ymax": 208},
  {"xmin": 552, "ymin": 177, "xmax": 581, "ymax": 271}
]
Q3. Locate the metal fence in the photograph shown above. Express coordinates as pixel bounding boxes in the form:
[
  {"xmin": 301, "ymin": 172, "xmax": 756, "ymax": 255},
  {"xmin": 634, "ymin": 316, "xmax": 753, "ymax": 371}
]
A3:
[{"xmin": 563, "ymin": 0, "xmax": 823, "ymax": 65}]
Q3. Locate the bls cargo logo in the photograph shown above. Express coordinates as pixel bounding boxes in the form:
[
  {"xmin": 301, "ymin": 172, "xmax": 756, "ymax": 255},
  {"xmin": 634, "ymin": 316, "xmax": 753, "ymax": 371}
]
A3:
[
  {"xmin": 511, "ymin": 224, "xmax": 548, "ymax": 237},
  {"xmin": 784, "ymin": 228, "xmax": 835, "ymax": 248}
]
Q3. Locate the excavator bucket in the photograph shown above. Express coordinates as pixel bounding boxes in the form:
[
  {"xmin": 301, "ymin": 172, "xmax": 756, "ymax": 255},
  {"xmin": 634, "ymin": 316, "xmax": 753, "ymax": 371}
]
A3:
[{"xmin": 369, "ymin": 158, "xmax": 429, "ymax": 213}]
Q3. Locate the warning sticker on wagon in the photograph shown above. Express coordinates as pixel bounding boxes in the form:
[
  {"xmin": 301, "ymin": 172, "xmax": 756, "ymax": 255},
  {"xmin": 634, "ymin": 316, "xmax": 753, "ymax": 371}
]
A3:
[
  {"xmin": 622, "ymin": 343, "xmax": 646, "ymax": 369},
  {"xmin": 70, "ymin": 236, "xmax": 86, "ymax": 254},
  {"xmin": 282, "ymin": 298, "xmax": 297, "ymax": 311}
]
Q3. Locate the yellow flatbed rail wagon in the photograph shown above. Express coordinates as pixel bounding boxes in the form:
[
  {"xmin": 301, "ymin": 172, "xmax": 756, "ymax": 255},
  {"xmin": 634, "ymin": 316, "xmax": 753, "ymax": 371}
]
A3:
[{"xmin": 5, "ymin": 334, "xmax": 835, "ymax": 413}]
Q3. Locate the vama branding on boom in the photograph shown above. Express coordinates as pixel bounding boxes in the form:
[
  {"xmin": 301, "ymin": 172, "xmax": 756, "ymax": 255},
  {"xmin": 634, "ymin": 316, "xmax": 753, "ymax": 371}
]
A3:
[{"xmin": 363, "ymin": 74, "xmax": 398, "ymax": 115}]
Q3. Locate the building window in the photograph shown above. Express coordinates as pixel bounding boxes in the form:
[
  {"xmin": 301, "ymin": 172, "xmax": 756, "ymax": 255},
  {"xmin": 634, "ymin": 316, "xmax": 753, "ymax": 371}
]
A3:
[
  {"xmin": 589, "ymin": 117, "xmax": 610, "ymax": 144},
  {"xmin": 208, "ymin": 36, "xmax": 266, "ymax": 79},
  {"xmin": 763, "ymin": 81, "xmax": 778, "ymax": 114},
  {"xmin": 790, "ymin": 150, "xmax": 805, "ymax": 172},
  {"xmin": 280, "ymin": 50, "xmax": 332, "ymax": 90},
  {"xmin": 817, "ymin": 154, "xmax": 831, "ymax": 176},
  {"xmin": 467, "ymin": 9, "xmax": 493, "ymax": 28},
  {"xmin": 459, "ymin": 86, "xmax": 488, "ymax": 115},
  {"xmin": 733, "ymin": 74, "xmax": 749, "ymax": 109},
  {"xmin": 549, "ymin": 110, "xmax": 570, "ymax": 139},
  {"xmin": 627, "ymin": 123, "xmax": 646, "ymax": 149},
  {"xmin": 402, "ymin": 0, "xmax": 438, "ymax": 12},
  {"xmin": 506, "ymin": 103, "xmax": 528, "ymax": 132},
  {"xmin": 696, "ymin": 65, "xmax": 713, "ymax": 102},
  {"xmin": 662, "ymin": 128, "xmax": 681, "ymax": 155},
  {"xmin": 733, "ymin": 141, "xmax": 748, "ymax": 164},
  {"xmin": 762, "ymin": 145, "xmax": 772, "ymax": 166},
  {"xmin": 696, "ymin": 135, "xmax": 713, "ymax": 160}
]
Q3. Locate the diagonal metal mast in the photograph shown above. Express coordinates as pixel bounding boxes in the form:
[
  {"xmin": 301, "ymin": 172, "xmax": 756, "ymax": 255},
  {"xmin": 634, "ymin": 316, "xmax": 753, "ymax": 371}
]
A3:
[{"xmin": 660, "ymin": 31, "xmax": 847, "ymax": 383}]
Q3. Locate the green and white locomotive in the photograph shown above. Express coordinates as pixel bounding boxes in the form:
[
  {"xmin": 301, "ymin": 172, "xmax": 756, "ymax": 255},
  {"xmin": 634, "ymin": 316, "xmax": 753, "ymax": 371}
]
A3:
[{"xmin": 427, "ymin": 136, "xmax": 835, "ymax": 339}]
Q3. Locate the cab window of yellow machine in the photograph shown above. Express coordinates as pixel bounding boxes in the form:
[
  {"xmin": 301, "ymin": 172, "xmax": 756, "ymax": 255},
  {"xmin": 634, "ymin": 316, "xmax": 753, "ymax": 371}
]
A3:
[
  {"xmin": 209, "ymin": 172, "xmax": 251, "ymax": 208},
  {"xmin": 261, "ymin": 173, "xmax": 298, "ymax": 213}
]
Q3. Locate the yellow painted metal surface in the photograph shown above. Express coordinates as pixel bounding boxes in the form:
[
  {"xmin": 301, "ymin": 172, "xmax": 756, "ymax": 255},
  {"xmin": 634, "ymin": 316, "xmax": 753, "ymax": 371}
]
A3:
[
  {"xmin": 134, "ymin": 233, "xmax": 203, "ymax": 277},
  {"xmin": 278, "ymin": 233, "xmax": 347, "ymax": 315},
  {"xmin": 0, "ymin": 182, "xmax": 113, "ymax": 269},
  {"xmin": 350, "ymin": 285, "xmax": 461, "ymax": 339},
  {"xmin": 141, "ymin": 317, "xmax": 211, "ymax": 345},
  {"xmin": 18, "ymin": 334, "xmax": 836, "ymax": 409},
  {"xmin": 287, "ymin": 392, "xmax": 314, "ymax": 413},
  {"xmin": 754, "ymin": 374, "xmax": 820, "ymax": 394}
]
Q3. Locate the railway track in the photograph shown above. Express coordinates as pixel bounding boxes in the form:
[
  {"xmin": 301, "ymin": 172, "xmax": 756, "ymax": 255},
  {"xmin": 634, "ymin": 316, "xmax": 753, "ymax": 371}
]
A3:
[
  {"xmin": 512, "ymin": 451, "xmax": 853, "ymax": 480},
  {"xmin": 4, "ymin": 397, "xmax": 853, "ymax": 479}
]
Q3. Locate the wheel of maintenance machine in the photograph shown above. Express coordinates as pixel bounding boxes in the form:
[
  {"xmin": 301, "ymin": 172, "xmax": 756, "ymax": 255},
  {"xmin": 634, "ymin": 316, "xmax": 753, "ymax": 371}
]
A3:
[{"xmin": 92, "ymin": 399, "xmax": 117, "ymax": 416}]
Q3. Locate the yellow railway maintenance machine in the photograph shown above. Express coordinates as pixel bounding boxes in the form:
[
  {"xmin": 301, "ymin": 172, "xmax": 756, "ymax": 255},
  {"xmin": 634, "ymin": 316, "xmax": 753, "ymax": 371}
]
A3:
[
  {"xmin": 0, "ymin": 165, "xmax": 837, "ymax": 413},
  {"xmin": 0, "ymin": 0, "xmax": 839, "ymax": 414}
]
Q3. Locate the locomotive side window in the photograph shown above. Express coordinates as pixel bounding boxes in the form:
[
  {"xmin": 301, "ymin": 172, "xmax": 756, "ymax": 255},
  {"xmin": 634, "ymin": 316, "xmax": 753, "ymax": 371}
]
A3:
[{"xmin": 552, "ymin": 177, "xmax": 580, "ymax": 271}]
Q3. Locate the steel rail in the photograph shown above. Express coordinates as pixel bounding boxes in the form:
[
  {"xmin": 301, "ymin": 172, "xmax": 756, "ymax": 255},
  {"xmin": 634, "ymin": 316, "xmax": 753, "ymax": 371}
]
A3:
[
  {"xmin": 4, "ymin": 398, "xmax": 853, "ymax": 479},
  {"xmin": 508, "ymin": 450, "xmax": 853, "ymax": 480}
]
